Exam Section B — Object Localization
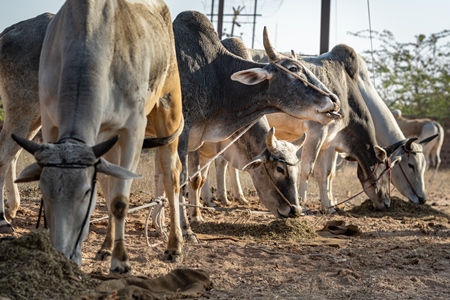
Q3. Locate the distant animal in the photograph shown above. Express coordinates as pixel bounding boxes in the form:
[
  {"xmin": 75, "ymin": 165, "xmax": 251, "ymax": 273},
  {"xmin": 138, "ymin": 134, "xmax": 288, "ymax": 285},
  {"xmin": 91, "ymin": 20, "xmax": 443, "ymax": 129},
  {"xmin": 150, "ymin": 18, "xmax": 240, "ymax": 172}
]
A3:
[
  {"xmin": 12, "ymin": 0, "xmax": 184, "ymax": 274},
  {"xmin": 391, "ymin": 109, "xmax": 443, "ymax": 179},
  {"xmin": 165, "ymin": 10, "xmax": 341, "ymax": 236}
]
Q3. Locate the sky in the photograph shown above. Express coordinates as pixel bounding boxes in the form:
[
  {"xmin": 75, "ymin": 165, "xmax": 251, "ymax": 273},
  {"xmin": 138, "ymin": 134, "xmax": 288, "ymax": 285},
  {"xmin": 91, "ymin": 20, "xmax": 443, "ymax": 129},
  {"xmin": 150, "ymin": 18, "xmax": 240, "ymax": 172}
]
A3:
[{"xmin": 1, "ymin": 0, "xmax": 449, "ymax": 56}]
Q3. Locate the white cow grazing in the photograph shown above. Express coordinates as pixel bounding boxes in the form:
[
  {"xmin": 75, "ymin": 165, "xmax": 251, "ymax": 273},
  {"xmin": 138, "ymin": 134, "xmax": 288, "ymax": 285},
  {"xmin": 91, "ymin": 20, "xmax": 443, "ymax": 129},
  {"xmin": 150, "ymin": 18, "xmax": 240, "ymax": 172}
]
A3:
[
  {"xmin": 13, "ymin": 0, "xmax": 184, "ymax": 273},
  {"xmin": 358, "ymin": 58, "xmax": 436, "ymax": 203},
  {"xmin": 391, "ymin": 109, "xmax": 443, "ymax": 179},
  {"xmin": 188, "ymin": 120, "xmax": 306, "ymax": 223}
]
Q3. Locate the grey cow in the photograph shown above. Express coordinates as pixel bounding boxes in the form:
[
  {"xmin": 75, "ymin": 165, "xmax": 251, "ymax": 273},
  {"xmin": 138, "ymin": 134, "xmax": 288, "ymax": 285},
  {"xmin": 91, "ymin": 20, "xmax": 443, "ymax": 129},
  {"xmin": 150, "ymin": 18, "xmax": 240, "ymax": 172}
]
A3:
[{"xmin": 155, "ymin": 11, "xmax": 341, "ymax": 237}]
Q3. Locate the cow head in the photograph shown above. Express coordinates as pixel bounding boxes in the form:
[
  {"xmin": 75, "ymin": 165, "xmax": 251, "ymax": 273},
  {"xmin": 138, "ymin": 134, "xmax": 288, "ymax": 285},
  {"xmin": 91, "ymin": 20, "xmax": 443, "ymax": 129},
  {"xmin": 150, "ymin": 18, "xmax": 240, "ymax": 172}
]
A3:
[
  {"xmin": 352, "ymin": 142, "xmax": 403, "ymax": 210},
  {"xmin": 390, "ymin": 135, "xmax": 438, "ymax": 204},
  {"xmin": 243, "ymin": 128, "xmax": 306, "ymax": 218},
  {"xmin": 12, "ymin": 134, "xmax": 139, "ymax": 265},
  {"xmin": 231, "ymin": 27, "xmax": 341, "ymax": 126}
]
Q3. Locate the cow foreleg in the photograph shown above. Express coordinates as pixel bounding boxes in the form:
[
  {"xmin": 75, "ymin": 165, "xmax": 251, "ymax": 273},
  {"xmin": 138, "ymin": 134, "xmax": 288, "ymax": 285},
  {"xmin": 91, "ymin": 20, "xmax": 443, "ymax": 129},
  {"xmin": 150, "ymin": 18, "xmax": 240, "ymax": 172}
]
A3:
[
  {"xmin": 201, "ymin": 177, "xmax": 215, "ymax": 206},
  {"xmin": 157, "ymin": 142, "xmax": 183, "ymax": 262},
  {"xmin": 188, "ymin": 150, "xmax": 207, "ymax": 225},
  {"xmin": 215, "ymin": 157, "xmax": 230, "ymax": 206}
]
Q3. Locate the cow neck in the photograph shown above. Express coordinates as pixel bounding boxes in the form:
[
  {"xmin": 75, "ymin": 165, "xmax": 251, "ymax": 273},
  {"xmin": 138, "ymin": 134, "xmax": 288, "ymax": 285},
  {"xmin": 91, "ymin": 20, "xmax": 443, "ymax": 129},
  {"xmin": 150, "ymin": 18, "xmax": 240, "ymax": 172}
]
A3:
[
  {"xmin": 358, "ymin": 79, "xmax": 406, "ymax": 146},
  {"xmin": 230, "ymin": 118, "xmax": 271, "ymax": 168},
  {"xmin": 211, "ymin": 55, "xmax": 281, "ymax": 138}
]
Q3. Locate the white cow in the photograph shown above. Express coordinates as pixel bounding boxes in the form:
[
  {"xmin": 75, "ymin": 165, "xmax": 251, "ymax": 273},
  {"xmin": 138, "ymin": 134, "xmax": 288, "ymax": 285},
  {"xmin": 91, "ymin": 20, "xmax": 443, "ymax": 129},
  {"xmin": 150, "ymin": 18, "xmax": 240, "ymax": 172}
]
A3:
[
  {"xmin": 391, "ymin": 109, "xmax": 443, "ymax": 180},
  {"xmin": 188, "ymin": 120, "xmax": 306, "ymax": 224},
  {"xmin": 13, "ymin": 0, "xmax": 184, "ymax": 274}
]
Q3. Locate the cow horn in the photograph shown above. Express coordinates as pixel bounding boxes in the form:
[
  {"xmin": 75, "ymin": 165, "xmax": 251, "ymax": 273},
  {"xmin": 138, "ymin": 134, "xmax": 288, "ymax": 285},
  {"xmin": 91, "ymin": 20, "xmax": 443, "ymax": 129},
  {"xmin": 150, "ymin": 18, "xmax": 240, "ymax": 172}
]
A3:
[
  {"xmin": 292, "ymin": 133, "xmax": 306, "ymax": 150},
  {"xmin": 290, "ymin": 49, "xmax": 297, "ymax": 60},
  {"xmin": 11, "ymin": 134, "xmax": 42, "ymax": 155},
  {"xmin": 384, "ymin": 139, "xmax": 406, "ymax": 157},
  {"xmin": 419, "ymin": 133, "xmax": 438, "ymax": 145},
  {"xmin": 404, "ymin": 137, "xmax": 418, "ymax": 151},
  {"xmin": 265, "ymin": 127, "xmax": 277, "ymax": 153},
  {"xmin": 92, "ymin": 135, "xmax": 119, "ymax": 158},
  {"xmin": 263, "ymin": 27, "xmax": 280, "ymax": 62}
]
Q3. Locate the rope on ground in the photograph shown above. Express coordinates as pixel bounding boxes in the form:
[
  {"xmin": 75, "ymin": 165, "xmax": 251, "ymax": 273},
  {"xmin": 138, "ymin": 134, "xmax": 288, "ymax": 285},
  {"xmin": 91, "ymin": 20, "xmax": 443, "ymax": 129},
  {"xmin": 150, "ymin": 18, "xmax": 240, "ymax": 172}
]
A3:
[{"xmin": 144, "ymin": 197, "xmax": 168, "ymax": 248}]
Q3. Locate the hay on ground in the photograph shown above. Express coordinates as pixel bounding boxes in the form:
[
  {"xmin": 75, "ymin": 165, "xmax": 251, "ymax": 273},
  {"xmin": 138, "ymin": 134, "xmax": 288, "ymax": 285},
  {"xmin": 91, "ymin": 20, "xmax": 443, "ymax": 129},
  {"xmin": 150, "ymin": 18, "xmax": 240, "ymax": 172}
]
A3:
[
  {"xmin": 0, "ymin": 229, "xmax": 99, "ymax": 300},
  {"xmin": 195, "ymin": 218, "xmax": 318, "ymax": 241},
  {"xmin": 348, "ymin": 196, "xmax": 450, "ymax": 219}
]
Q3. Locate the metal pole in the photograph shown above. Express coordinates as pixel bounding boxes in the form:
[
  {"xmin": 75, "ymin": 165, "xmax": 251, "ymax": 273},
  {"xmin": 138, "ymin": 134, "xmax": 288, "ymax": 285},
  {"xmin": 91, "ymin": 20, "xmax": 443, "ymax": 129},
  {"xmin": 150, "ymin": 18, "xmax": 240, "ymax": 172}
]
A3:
[
  {"xmin": 251, "ymin": 0, "xmax": 258, "ymax": 48},
  {"xmin": 319, "ymin": 0, "xmax": 331, "ymax": 54},
  {"xmin": 210, "ymin": 0, "xmax": 215, "ymax": 23},
  {"xmin": 217, "ymin": 0, "xmax": 225, "ymax": 39}
]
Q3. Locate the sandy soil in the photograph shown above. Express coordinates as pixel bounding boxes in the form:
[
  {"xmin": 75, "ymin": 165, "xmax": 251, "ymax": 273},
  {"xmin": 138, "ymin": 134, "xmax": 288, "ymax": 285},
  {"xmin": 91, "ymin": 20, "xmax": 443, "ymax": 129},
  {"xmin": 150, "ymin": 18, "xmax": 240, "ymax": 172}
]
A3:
[{"xmin": 2, "ymin": 151, "xmax": 450, "ymax": 299}]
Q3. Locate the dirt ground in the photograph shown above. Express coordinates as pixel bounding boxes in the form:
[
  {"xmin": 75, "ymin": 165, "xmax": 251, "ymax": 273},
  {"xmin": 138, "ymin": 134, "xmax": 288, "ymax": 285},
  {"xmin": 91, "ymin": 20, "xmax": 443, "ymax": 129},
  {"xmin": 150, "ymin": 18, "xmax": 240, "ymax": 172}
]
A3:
[{"xmin": 2, "ymin": 150, "xmax": 450, "ymax": 299}]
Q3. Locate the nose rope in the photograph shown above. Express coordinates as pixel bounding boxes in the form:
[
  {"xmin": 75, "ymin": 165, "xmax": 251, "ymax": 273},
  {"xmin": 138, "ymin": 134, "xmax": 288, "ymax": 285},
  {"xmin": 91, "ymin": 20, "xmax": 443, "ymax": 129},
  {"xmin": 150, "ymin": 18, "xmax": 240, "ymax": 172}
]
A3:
[
  {"xmin": 262, "ymin": 163, "xmax": 294, "ymax": 209},
  {"xmin": 274, "ymin": 62, "xmax": 334, "ymax": 98},
  {"xmin": 327, "ymin": 156, "xmax": 395, "ymax": 210},
  {"xmin": 70, "ymin": 166, "xmax": 97, "ymax": 260},
  {"xmin": 398, "ymin": 147, "xmax": 422, "ymax": 199}
]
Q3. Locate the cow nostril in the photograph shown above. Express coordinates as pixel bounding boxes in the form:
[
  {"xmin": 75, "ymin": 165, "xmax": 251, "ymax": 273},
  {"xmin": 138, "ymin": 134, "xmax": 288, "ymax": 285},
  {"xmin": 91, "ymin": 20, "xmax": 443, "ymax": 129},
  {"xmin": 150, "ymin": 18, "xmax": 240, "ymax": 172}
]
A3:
[
  {"xmin": 419, "ymin": 197, "xmax": 426, "ymax": 204},
  {"xmin": 329, "ymin": 93, "xmax": 340, "ymax": 104},
  {"xmin": 289, "ymin": 205, "xmax": 302, "ymax": 217}
]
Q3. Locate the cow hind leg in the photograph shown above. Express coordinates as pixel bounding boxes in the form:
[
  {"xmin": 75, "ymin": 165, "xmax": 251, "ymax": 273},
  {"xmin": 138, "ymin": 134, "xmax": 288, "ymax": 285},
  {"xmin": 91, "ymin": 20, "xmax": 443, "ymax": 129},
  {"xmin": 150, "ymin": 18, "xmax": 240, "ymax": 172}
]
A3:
[
  {"xmin": 314, "ymin": 148, "xmax": 336, "ymax": 213},
  {"xmin": 188, "ymin": 150, "xmax": 208, "ymax": 226},
  {"xmin": 0, "ymin": 119, "xmax": 41, "ymax": 232}
]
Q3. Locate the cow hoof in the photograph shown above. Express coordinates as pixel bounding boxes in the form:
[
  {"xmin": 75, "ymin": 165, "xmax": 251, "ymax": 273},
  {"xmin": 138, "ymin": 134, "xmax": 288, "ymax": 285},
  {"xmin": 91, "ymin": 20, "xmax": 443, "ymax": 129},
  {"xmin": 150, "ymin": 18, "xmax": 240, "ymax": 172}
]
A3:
[
  {"xmin": 190, "ymin": 220, "xmax": 200, "ymax": 229},
  {"xmin": 220, "ymin": 199, "xmax": 231, "ymax": 206},
  {"xmin": 237, "ymin": 198, "xmax": 249, "ymax": 205},
  {"xmin": 110, "ymin": 264, "xmax": 132, "ymax": 274},
  {"xmin": 183, "ymin": 231, "xmax": 199, "ymax": 243},
  {"xmin": 162, "ymin": 249, "xmax": 183, "ymax": 263},
  {"xmin": 202, "ymin": 199, "xmax": 217, "ymax": 207},
  {"xmin": 0, "ymin": 223, "xmax": 14, "ymax": 234},
  {"xmin": 95, "ymin": 249, "xmax": 112, "ymax": 261}
]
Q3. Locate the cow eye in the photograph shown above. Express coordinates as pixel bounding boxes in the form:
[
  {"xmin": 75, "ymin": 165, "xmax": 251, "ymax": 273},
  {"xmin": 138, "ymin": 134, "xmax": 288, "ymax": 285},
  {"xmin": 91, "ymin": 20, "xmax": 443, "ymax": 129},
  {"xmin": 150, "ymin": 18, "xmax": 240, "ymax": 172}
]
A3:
[
  {"xmin": 276, "ymin": 165, "xmax": 285, "ymax": 174},
  {"xmin": 288, "ymin": 66, "xmax": 299, "ymax": 72},
  {"xmin": 408, "ymin": 163, "xmax": 415, "ymax": 171},
  {"xmin": 84, "ymin": 188, "xmax": 92, "ymax": 198}
]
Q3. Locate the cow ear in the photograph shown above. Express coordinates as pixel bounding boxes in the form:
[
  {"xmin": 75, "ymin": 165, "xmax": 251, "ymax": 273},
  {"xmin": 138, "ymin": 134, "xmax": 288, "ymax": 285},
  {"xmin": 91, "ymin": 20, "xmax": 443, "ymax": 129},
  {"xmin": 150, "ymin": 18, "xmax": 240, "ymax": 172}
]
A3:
[
  {"xmin": 390, "ymin": 156, "xmax": 402, "ymax": 168},
  {"xmin": 231, "ymin": 68, "xmax": 272, "ymax": 85},
  {"xmin": 338, "ymin": 152, "xmax": 356, "ymax": 162},
  {"xmin": 374, "ymin": 146, "xmax": 387, "ymax": 163},
  {"xmin": 15, "ymin": 163, "xmax": 42, "ymax": 183},
  {"xmin": 96, "ymin": 157, "xmax": 141, "ymax": 179},
  {"xmin": 242, "ymin": 155, "xmax": 266, "ymax": 171}
]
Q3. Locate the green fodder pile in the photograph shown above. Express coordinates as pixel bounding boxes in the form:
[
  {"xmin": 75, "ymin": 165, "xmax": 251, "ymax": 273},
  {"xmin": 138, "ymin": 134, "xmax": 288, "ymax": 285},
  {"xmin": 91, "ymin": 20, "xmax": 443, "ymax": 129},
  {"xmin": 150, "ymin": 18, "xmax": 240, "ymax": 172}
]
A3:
[
  {"xmin": 348, "ymin": 196, "xmax": 450, "ymax": 219},
  {"xmin": 0, "ymin": 229, "xmax": 99, "ymax": 300},
  {"xmin": 195, "ymin": 218, "xmax": 318, "ymax": 241}
]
